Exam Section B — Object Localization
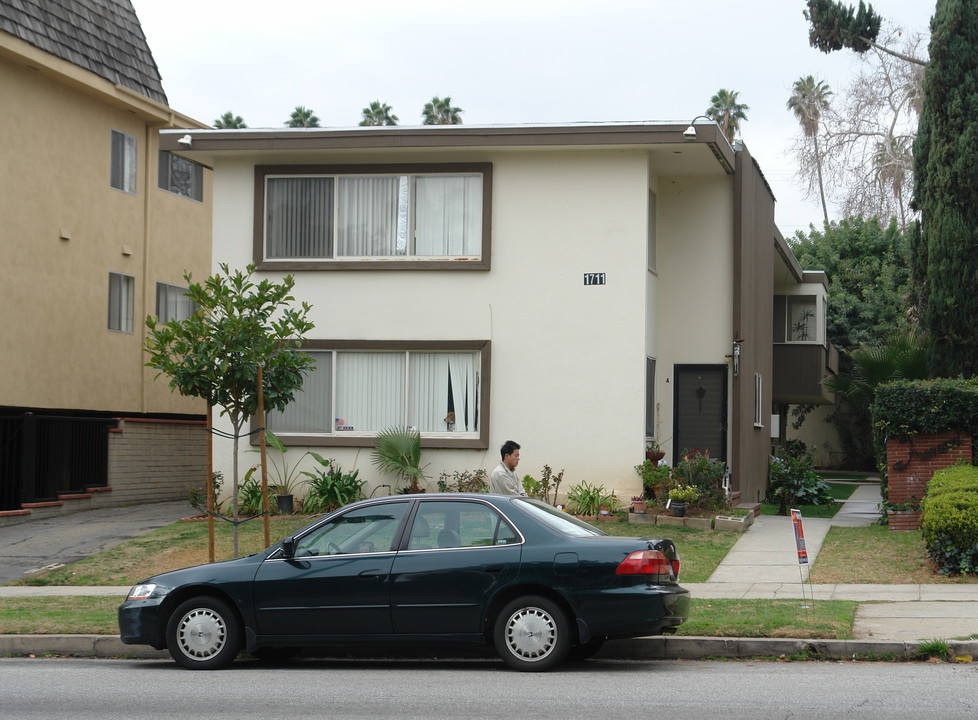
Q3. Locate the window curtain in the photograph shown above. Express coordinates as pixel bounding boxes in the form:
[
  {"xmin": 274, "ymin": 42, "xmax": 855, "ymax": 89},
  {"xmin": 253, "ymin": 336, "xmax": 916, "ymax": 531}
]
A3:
[
  {"xmin": 156, "ymin": 284, "xmax": 196, "ymax": 323},
  {"xmin": 267, "ymin": 352, "xmax": 332, "ymax": 433},
  {"xmin": 336, "ymin": 352, "xmax": 405, "ymax": 432},
  {"xmin": 409, "ymin": 353, "xmax": 451, "ymax": 432},
  {"xmin": 108, "ymin": 273, "xmax": 134, "ymax": 332},
  {"xmin": 447, "ymin": 352, "xmax": 479, "ymax": 432},
  {"xmin": 266, "ymin": 177, "xmax": 333, "ymax": 258},
  {"xmin": 337, "ymin": 176, "xmax": 404, "ymax": 256},
  {"xmin": 414, "ymin": 176, "xmax": 482, "ymax": 256}
]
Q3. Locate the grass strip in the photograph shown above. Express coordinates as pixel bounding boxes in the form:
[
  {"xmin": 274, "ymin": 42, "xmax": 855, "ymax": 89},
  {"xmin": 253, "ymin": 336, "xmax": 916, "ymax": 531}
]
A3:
[{"xmin": 677, "ymin": 598, "xmax": 856, "ymax": 639}]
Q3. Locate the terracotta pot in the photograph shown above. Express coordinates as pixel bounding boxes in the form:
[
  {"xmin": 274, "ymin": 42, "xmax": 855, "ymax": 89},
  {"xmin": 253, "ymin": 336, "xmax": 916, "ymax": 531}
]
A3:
[
  {"xmin": 632, "ymin": 501, "xmax": 648, "ymax": 514},
  {"xmin": 645, "ymin": 451, "xmax": 665, "ymax": 462}
]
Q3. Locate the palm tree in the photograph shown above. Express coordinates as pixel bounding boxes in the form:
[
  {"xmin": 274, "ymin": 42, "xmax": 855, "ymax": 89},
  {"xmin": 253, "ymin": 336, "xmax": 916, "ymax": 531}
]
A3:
[
  {"xmin": 787, "ymin": 76, "xmax": 832, "ymax": 224},
  {"xmin": 705, "ymin": 89, "xmax": 749, "ymax": 143},
  {"xmin": 360, "ymin": 100, "xmax": 398, "ymax": 127},
  {"xmin": 214, "ymin": 111, "xmax": 246, "ymax": 129},
  {"xmin": 285, "ymin": 106, "xmax": 320, "ymax": 128},
  {"xmin": 422, "ymin": 96, "xmax": 463, "ymax": 125}
]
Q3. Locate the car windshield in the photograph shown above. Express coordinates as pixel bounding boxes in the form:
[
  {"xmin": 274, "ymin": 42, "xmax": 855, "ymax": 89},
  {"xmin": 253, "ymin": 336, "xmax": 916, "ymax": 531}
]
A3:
[{"xmin": 513, "ymin": 498, "xmax": 606, "ymax": 537}]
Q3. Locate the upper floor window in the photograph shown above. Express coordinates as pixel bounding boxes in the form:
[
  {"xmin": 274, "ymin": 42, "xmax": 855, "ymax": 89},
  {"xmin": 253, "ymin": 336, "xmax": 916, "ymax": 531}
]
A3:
[
  {"xmin": 254, "ymin": 164, "xmax": 491, "ymax": 270},
  {"xmin": 266, "ymin": 340, "xmax": 489, "ymax": 448},
  {"xmin": 158, "ymin": 151, "xmax": 203, "ymax": 202},
  {"xmin": 155, "ymin": 282, "xmax": 197, "ymax": 323},
  {"xmin": 108, "ymin": 272, "xmax": 134, "ymax": 333},
  {"xmin": 110, "ymin": 130, "xmax": 137, "ymax": 194},
  {"xmin": 774, "ymin": 294, "xmax": 821, "ymax": 344}
]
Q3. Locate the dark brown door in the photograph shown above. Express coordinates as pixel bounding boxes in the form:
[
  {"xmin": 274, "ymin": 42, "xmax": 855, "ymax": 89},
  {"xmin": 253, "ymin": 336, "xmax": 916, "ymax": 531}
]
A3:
[{"xmin": 673, "ymin": 365, "xmax": 727, "ymax": 461}]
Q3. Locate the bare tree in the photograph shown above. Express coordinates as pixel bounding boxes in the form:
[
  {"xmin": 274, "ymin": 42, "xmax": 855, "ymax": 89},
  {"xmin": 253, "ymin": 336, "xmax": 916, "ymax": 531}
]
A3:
[{"xmin": 791, "ymin": 26, "xmax": 926, "ymax": 229}]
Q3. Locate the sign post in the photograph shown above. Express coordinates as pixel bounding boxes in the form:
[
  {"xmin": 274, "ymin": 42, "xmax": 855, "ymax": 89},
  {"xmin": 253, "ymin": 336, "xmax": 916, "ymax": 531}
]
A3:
[{"xmin": 791, "ymin": 508, "xmax": 813, "ymax": 612}]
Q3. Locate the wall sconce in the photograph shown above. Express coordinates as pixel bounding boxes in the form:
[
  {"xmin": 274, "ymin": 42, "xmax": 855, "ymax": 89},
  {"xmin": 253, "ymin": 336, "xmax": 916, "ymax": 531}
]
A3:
[
  {"xmin": 732, "ymin": 338, "xmax": 744, "ymax": 376},
  {"xmin": 683, "ymin": 115, "xmax": 712, "ymax": 140}
]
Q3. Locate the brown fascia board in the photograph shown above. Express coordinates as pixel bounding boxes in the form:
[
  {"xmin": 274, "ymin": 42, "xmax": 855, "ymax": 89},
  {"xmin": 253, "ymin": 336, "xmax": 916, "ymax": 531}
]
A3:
[
  {"xmin": 774, "ymin": 230, "xmax": 806, "ymax": 284},
  {"xmin": 159, "ymin": 122, "xmax": 736, "ymax": 170}
]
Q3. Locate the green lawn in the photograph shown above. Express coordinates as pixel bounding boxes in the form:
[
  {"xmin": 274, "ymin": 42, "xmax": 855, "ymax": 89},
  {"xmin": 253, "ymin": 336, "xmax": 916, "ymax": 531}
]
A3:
[{"xmin": 759, "ymin": 481, "xmax": 857, "ymax": 518}]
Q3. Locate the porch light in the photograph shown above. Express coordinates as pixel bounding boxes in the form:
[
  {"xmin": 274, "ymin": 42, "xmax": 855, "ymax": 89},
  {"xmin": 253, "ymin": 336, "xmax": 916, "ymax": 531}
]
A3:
[{"xmin": 683, "ymin": 116, "xmax": 711, "ymax": 140}]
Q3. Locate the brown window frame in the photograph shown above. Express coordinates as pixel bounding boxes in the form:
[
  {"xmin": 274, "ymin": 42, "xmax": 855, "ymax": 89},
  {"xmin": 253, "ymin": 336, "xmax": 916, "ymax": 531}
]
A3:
[
  {"xmin": 252, "ymin": 339, "xmax": 491, "ymax": 449},
  {"xmin": 253, "ymin": 163, "xmax": 492, "ymax": 271}
]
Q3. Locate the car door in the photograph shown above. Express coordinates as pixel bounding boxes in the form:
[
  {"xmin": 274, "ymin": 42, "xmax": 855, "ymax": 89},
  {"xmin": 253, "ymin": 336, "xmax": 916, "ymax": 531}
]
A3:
[
  {"xmin": 390, "ymin": 499, "xmax": 521, "ymax": 635},
  {"xmin": 252, "ymin": 500, "xmax": 409, "ymax": 637}
]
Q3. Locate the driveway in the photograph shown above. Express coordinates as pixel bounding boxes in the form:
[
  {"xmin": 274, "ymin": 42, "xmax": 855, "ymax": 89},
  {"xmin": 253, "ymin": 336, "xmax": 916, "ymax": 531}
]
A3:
[{"xmin": 0, "ymin": 501, "xmax": 192, "ymax": 584}]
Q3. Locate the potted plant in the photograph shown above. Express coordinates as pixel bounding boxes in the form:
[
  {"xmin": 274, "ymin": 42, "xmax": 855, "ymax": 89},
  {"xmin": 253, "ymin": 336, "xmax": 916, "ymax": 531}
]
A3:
[
  {"xmin": 668, "ymin": 484, "xmax": 698, "ymax": 517},
  {"xmin": 645, "ymin": 440, "xmax": 665, "ymax": 463},
  {"xmin": 635, "ymin": 460, "xmax": 671, "ymax": 502},
  {"xmin": 254, "ymin": 430, "xmax": 309, "ymax": 515},
  {"xmin": 631, "ymin": 495, "xmax": 647, "ymax": 514}
]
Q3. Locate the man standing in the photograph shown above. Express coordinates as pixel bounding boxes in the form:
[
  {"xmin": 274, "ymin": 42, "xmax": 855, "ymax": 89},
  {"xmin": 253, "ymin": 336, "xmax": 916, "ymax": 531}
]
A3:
[{"xmin": 490, "ymin": 440, "xmax": 526, "ymax": 496}]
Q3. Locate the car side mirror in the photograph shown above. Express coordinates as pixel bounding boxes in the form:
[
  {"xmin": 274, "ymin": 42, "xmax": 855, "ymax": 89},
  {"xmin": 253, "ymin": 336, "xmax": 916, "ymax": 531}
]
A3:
[{"xmin": 280, "ymin": 537, "xmax": 296, "ymax": 559}]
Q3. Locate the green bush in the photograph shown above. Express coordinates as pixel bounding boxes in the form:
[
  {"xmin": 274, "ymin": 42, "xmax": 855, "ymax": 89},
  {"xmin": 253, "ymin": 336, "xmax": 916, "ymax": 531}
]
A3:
[
  {"xmin": 302, "ymin": 457, "xmax": 365, "ymax": 514},
  {"xmin": 674, "ymin": 449, "xmax": 726, "ymax": 510},
  {"xmin": 437, "ymin": 469, "xmax": 489, "ymax": 493},
  {"xmin": 927, "ymin": 465, "xmax": 978, "ymax": 499},
  {"xmin": 921, "ymin": 466, "xmax": 978, "ymax": 575},
  {"xmin": 237, "ymin": 475, "xmax": 265, "ymax": 516},
  {"xmin": 767, "ymin": 445, "xmax": 833, "ymax": 515},
  {"xmin": 566, "ymin": 480, "xmax": 613, "ymax": 516}
]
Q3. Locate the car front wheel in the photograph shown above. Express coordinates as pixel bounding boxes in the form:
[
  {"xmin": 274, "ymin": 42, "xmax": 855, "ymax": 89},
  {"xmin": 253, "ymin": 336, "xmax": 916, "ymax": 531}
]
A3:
[
  {"xmin": 166, "ymin": 596, "xmax": 241, "ymax": 670},
  {"xmin": 493, "ymin": 595, "xmax": 570, "ymax": 671}
]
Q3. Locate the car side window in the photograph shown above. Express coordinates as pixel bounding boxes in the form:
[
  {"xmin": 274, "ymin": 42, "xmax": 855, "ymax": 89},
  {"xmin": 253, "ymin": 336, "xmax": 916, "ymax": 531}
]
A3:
[
  {"xmin": 294, "ymin": 502, "xmax": 407, "ymax": 557},
  {"xmin": 407, "ymin": 501, "xmax": 519, "ymax": 549}
]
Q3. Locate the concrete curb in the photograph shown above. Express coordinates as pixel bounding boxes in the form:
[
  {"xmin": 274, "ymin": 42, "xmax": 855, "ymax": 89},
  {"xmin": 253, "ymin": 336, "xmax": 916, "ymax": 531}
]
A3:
[{"xmin": 3, "ymin": 635, "xmax": 975, "ymax": 663}]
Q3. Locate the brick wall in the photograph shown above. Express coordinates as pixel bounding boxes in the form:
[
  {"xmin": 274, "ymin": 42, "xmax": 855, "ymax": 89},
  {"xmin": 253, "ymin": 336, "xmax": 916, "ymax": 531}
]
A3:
[
  {"xmin": 106, "ymin": 418, "xmax": 207, "ymax": 506},
  {"xmin": 886, "ymin": 429, "xmax": 972, "ymax": 531}
]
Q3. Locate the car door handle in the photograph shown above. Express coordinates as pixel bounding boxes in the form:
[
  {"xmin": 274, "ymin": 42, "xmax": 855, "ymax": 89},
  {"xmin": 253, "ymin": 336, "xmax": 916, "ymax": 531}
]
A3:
[
  {"xmin": 358, "ymin": 569, "xmax": 384, "ymax": 579},
  {"xmin": 484, "ymin": 564, "xmax": 506, "ymax": 573}
]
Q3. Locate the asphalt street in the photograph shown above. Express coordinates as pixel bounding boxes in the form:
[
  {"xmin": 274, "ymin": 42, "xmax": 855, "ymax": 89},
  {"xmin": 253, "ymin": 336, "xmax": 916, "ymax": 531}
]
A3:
[{"xmin": 0, "ymin": 501, "xmax": 192, "ymax": 583}]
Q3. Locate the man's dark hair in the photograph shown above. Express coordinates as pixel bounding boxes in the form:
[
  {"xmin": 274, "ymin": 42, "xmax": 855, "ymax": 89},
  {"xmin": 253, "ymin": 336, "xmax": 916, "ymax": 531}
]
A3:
[{"xmin": 500, "ymin": 440, "xmax": 520, "ymax": 461}]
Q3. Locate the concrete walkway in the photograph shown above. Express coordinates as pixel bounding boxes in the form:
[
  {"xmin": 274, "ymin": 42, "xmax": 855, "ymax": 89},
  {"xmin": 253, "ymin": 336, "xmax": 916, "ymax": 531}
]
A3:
[{"xmin": 691, "ymin": 479, "xmax": 978, "ymax": 642}]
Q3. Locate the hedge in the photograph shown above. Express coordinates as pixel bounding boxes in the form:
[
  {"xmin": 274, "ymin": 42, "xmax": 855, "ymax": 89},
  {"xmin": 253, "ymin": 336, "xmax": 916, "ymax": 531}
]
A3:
[
  {"xmin": 921, "ymin": 466, "xmax": 978, "ymax": 576},
  {"xmin": 871, "ymin": 378, "xmax": 978, "ymax": 492}
]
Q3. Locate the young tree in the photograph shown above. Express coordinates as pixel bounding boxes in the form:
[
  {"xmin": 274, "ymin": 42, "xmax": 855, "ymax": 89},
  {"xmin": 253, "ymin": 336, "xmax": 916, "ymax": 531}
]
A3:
[
  {"xmin": 705, "ymin": 89, "xmax": 749, "ymax": 143},
  {"xmin": 214, "ymin": 111, "xmax": 247, "ymax": 129},
  {"xmin": 422, "ymin": 96, "xmax": 463, "ymax": 125},
  {"xmin": 911, "ymin": 0, "xmax": 978, "ymax": 378},
  {"xmin": 787, "ymin": 76, "xmax": 833, "ymax": 224},
  {"xmin": 360, "ymin": 100, "xmax": 398, "ymax": 126},
  {"xmin": 144, "ymin": 264, "xmax": 315, "ymax": 558},
  {"xmin": 804, "ymin": 0, "xmax": 926, "ymax": 66},
  {"xmin": 285, "ymin": 106, "xmax": 321, "ymax": 128}
]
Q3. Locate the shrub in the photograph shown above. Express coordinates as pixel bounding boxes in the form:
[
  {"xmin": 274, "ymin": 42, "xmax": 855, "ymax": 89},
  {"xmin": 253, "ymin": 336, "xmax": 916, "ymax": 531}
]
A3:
[
  {"xmin": 237, "ymin": 475, "xmax": 265, "ymax": 516},
  {"xmin": 922, "ymin": 466, "xmax": 978, "ymax": 575},
  {"xmin": 522, "ymin": 465, "xmax": 564, "ymax": 505},
  {"xmin": 767, "ymin": 445, "xmax": 833, "ymax": 515},
  {"xmin": 674, "ymin": 449, "xmax": 726, "ymax": 510},
  {"xmin": 566, "ymin": 480, "xmax": 613, "ymax": 516},
  {"xmin": 437, "ymin": 469, "xmax": 489, "ymax": 493},
  {"xmin": 189, "ymin": 471, "xmax": 223, "ymax": 515},
  {"xmin": 668, "ymin": 484, "xmax": 698, "ymax": 503},
  {"xmin": 302, "ymin": 457, "xmax": 365, "ymax": 514},
  {"xmin": 635, "ymin": 460, "xmax": 671, "ymax": 502}
]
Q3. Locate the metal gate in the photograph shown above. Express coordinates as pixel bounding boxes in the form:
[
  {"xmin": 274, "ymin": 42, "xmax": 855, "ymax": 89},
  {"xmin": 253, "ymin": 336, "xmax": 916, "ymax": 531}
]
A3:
[{"xmin": 0, "ymin": 414, "xmax": 113, "ymax": 511}]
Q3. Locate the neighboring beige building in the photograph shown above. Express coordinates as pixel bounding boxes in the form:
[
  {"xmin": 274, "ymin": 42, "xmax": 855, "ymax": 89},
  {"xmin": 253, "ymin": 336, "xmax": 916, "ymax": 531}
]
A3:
[
  {"xmin": 168, "ymin": 122, "xmax": 837, "ymax": 507},
  {"xmin": 0, "ymin": 0, "xmax": 211, "ymax": 522}
]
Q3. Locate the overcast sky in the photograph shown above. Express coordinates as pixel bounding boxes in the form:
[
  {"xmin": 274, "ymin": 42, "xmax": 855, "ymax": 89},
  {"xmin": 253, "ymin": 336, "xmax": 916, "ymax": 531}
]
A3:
[{"xmin": 133, "ymin": 0, "xmax": 934, "ymax": 236}]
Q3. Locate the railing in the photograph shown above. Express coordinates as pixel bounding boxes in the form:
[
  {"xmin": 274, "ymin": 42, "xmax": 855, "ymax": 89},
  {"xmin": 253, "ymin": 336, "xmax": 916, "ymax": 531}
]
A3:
[{"xmin": 0, "ymin": 414, "xmax": 114, "ymax": 512}]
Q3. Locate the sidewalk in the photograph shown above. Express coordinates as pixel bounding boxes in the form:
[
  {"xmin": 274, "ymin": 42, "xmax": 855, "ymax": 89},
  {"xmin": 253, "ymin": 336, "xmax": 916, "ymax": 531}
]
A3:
[{"xmin": 2, "ymin": 482, "xmax": 977, "ymax": 662}]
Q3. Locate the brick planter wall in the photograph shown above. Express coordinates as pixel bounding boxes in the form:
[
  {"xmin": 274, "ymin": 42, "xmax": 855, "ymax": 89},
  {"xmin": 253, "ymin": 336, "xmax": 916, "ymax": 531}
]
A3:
[{"xmin": 886, "ymin": 430, "xmax": 972, "ymax": 531}]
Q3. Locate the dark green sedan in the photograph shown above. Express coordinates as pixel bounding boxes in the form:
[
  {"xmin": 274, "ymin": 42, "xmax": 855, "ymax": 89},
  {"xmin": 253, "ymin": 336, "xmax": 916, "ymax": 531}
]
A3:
[{"xmin": 119, "ymin": 494, "xmax": 689, "ymax": 671}]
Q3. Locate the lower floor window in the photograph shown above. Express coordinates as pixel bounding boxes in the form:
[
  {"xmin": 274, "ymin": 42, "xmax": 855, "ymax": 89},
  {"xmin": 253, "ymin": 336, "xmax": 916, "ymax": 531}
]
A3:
[
  {"xmin": 268, "ymin": 343, "xmax": 486, "ymax": 440},
  {"xmin": 108, "ymin": 272, "xmax": 134, "ymax": 333}
]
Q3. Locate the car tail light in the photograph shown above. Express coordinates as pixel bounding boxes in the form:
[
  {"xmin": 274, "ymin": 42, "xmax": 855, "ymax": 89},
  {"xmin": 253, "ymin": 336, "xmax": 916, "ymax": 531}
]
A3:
[{"xmin": 616, "ymin": 550, "xmax": 678, "ymax": 581}]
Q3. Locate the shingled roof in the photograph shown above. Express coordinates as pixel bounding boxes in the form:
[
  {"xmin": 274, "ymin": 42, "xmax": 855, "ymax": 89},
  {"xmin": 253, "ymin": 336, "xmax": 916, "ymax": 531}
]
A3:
[{"xmin": 0, "ymin": 0, "xmax": 167, "ymax": 105}]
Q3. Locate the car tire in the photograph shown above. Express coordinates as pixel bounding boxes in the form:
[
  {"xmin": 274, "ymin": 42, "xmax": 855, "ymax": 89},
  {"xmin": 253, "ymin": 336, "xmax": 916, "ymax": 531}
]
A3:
[
  {"xmin": 166, "ymin": 596, "xmax": 241, "ymax": 670},
  {"xmin": 567, "ymin": 637, "xmax": 605, "ymax": 662},
  {"xmin": 493, "ymin": 595, "xmax": 570, "ymax": 672}
]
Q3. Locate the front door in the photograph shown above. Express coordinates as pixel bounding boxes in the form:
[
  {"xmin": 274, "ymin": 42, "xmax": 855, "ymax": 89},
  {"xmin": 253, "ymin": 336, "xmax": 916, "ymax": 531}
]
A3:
[{"xmin": 673, "ymin": 364, "xmax": 727, "ymax": 461}]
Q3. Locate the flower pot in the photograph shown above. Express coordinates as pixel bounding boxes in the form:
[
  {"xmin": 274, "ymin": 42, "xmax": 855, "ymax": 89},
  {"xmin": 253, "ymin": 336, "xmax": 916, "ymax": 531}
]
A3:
[
  {"xmin": 275, "ymin": 494, "xmax": 294, "ymax": 515},
  {"xmin": 632, "ymin": 501, "xmax": 647, "ymax": 514},
  {"xmin": 646, "ymin": 451, "xmax": 665, "ymax": 462},
  {"xmin": 670, "ymin": 501, "xmax": 687, "ymax": 517}
]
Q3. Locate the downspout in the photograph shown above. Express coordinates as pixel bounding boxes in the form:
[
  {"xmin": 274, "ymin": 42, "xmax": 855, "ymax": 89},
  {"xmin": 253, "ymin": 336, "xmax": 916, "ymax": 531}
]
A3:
[{"xmin": 140, "ymin": 123, "xmax": 154, "ymax": 413}]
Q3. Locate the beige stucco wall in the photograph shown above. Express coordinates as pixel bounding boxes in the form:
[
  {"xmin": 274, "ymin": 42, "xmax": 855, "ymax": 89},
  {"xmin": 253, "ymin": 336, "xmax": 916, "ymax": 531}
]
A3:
[
  {"xmin": 208, "ymin": 147, "xmax": 738, "ymax": 502},
  {"xmin": 0, "ymin": 52, "xmax": 210, "ymax": 416}
]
